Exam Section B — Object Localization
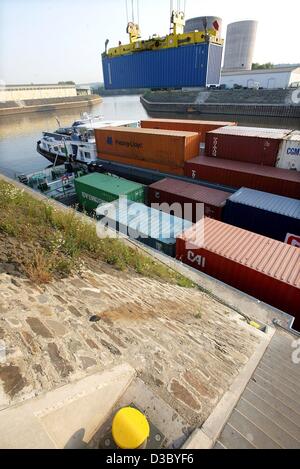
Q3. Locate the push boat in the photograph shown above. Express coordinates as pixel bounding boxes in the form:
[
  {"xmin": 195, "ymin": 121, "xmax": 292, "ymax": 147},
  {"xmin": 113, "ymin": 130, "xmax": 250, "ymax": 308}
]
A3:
[{"xmin": 36, "ymin": 114, "xmax": 139, "ymax": 166}]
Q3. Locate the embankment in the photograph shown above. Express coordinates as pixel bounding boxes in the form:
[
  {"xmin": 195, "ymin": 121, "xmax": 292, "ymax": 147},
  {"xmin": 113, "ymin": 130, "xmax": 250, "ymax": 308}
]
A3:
[
  {"xmin": 0, "ymin": 95, "xmax": 102, "ymax": 117},
  {"xmin": 141, "ymin": 89, "xmax": 300, "ymax": 119}
]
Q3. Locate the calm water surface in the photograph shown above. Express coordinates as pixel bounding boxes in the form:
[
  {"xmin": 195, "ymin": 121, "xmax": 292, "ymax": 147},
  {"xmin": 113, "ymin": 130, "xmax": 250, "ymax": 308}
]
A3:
[{"xmin": 0, "ymin": 95, "xmax": 299, "ymax": 178}]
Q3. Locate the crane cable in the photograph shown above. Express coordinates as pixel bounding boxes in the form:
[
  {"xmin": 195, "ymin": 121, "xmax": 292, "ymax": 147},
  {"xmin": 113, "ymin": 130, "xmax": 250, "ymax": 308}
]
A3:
[{"xmin": 125, "ymin": 0, "xmax": 129, "ymax": 23}]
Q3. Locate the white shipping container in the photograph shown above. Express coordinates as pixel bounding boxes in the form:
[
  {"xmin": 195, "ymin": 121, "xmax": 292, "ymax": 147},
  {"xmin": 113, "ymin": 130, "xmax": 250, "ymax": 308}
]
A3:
[{"xmin": 276, "ymin": 131, "xmax": 300, "ymax": 171}]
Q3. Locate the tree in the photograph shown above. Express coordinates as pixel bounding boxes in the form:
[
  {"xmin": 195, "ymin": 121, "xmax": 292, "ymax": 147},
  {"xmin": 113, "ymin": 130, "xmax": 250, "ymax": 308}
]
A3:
[{"xmin": 252, "ymin": 63, "xmax": 274, "ymax": 70}]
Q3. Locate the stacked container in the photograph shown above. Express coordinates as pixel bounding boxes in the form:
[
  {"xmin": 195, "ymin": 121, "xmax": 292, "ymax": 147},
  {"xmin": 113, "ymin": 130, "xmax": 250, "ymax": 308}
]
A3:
[
  {"xmin": 96, "ymin": 199, "xmax": 192, "ymax": 257},
  {"xmin": 176, "ymin": 218, "xmax": 300, "ymax": 329},
  {"xmin": 148, "ymin": 178, "xmax": 231, "ymax": 222},
  {"xmin": 140, "ymin": 119, "xmax": 236, "ymax": 143},
  {"xmin": 95, "ymin": 126, "xmax": 200, "ymax": 176},
  {"xmin": 222, "ymin": 188, "xmax": 300, "ymax": 242},
  {"xmin": 276, "ymin": 131, "xmax": 300, "ymax": 171},
  {"xmin": 184, "ymin": 156, "xmax": 300, "ymax": 199},
  {"xmin": 205, "ymin": 126, "xmax": 292, "ymax": 166},
  {"xmin": 74, "ymin": 173, "xmax": 145, "ymax": 212}
]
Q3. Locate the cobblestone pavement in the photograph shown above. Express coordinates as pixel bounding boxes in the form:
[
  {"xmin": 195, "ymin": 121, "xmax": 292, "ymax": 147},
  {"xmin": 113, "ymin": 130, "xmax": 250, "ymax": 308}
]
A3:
[{"xmin": 0, "ymin": 261, "xmax": 262, "ymax": 429}]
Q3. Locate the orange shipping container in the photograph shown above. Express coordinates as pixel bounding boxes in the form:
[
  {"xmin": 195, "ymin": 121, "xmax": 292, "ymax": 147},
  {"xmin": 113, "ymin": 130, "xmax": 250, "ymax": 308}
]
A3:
[
  {"xmin": 140, "ymin": 119, "xmax": 237, "ymax": 143},
  {"xmin": 94, "ymin": 126, "xmax": 200, "ymax": 169},
  {"xmin": 99, "ymin": 153, "xmax": 184, "ymax": 176}
]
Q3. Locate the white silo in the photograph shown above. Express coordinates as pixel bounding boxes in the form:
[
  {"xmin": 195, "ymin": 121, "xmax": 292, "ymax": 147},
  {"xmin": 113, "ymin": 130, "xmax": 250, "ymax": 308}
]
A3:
[{"xmin": 223, "ymin": 20, "xmax": 258, "ymax": 71}]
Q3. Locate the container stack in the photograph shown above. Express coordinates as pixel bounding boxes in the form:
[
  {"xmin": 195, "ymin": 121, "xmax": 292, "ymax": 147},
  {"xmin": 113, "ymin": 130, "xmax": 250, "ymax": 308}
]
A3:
[
  {"xmin": 140, "ymin": 119, "xmax": 237, "ymax": 144},
  {"xmin": 148, "ymin": 178, "xmax": 231, "ymax": 222},
  {"xmin": 176, "ymin": 218, "xmax": 300, "ymax": 329},
  {"xmin": 95, "ymin": 126, "xmax": 200, "ymax": 176},
  {"xmin": 222, "ymin": 188, "xmax": 300, "ymax": 242},
  {"xmin": 184, "ymin": 156, "xmax": 300, "ymax": 199},
  {"xmin": 96, "ymin": 198, "xmax": 192, "ymax": 257},
  {"xmin": 74, "ymin": 173, "xmax": 145, "ymax": 212},
  {"xmin": 205, "ymin": 126, "xmax": 292, "ymax": 166}
]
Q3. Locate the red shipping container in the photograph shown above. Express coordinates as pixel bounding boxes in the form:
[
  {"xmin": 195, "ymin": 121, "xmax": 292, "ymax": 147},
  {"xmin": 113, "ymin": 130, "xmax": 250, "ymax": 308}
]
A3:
[
  {"xmin": 184, "ymin": 156, "xmax": 300, "ymax": 199},
  {"xmin": 141, "ymin": 119, "xmax": 236, "ymax": 143},
  {"xmin": 148, "ymin": 178, "xmax": 231, "ymax": 222},
  {"xmin": 205, "ymin": 126, "xmax": 292, "ymax": 166},
  {"xmin": 176, "ymin": 218, "xmax": 300, "ymax": 329}
]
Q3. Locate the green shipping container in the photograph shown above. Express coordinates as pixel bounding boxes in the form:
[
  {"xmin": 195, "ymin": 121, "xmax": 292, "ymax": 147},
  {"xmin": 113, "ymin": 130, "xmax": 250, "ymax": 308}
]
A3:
[{"xmin": 74, "ymin": 173, "xmax": 145, "ymax": 211}]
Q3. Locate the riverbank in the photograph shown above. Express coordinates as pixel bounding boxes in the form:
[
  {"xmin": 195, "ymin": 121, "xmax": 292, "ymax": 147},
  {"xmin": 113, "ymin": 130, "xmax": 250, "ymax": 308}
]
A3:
[
  {"xmin": 141, "ymin": 89, "xmax": 300, "ymax": 119},
  {"xmin": 0, "ymin": 174, "xmax": 269, "ymax": 447},
  {"xmin": 0, "ymin": 95, "xmax": 102, "ymax": 117}
]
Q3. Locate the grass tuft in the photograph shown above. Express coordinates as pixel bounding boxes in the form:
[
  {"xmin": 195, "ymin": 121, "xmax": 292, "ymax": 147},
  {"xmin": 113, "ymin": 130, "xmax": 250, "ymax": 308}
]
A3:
[{"xmin": 0, "ymin": 180, "xmax": 194, "ymax": 287}]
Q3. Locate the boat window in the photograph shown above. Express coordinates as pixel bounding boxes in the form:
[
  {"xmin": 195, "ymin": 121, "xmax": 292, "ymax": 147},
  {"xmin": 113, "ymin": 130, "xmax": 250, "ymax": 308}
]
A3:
[
  {"xmin": 54, "ymin": 146, "xmax": 59, "ymax": 152},
  {"xmin": 84, "ymin": 152, "xmax": 91, "ymax": 159}
]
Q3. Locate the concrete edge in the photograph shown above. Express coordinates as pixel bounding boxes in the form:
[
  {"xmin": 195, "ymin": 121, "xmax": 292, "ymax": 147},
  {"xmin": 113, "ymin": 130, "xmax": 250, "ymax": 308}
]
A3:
[{"xmin": 182, "ymin": 326, "xmax": 276, "ymax": 449}]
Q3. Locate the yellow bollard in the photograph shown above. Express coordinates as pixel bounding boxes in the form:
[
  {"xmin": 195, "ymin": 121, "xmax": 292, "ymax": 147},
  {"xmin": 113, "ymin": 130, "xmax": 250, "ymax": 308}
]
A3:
[{"xmin": 112, "ymin": 407, "xmax": 150, "ymax": 449}]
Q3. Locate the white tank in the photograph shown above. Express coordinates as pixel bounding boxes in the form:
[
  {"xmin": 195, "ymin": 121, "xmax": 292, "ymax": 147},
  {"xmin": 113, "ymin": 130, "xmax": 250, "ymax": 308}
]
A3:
[
  {"xmin": 184, "ymin": 16, "xmax": 222, "ymax": 36},
  {"xmin": 223, "ymin": 20, "xmax": 258, "ymax": 71}
]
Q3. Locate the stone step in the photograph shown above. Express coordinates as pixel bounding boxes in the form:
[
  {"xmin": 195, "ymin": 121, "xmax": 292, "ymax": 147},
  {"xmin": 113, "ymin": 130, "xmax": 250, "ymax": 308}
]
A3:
[
  {"xmin": 242, "ymin": 388, "xmax": 300, "ymax": 441},
  {"xmin": 258, "ymin": 360, "xmax": 300, "ymax": 389},
  {"xmin": 218, "ymin": 423, "xmax": 256, "ymax": 449},
  {"xmin": 214, "ymin": 440, "xmax": 227, "ymax": 449},
  {"xmin": 247, "ymin": 380, "xmax": 300, "ymax": 426},
  {"xmin": 262, "ymin": 349, "xmax": 300, "ymax": 375},
  {"xmin": 236, "ymin": 398, "xmax": 300, "ymax": 449},
  {"xmin": 252, "ymin": 370, "xmax": 300, "ymax": 410},
  {"xmin": 255, "ymin": 366, "xmax": 300, "ymax": 399},
  {"xmin": 227, "ymin": 409, "xmax": 281, "ymax": 449}
]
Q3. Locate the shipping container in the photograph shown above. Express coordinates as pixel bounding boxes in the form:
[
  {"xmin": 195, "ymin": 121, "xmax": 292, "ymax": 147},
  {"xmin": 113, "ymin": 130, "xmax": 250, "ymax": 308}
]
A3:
[
  {"xmin": 184, "ymin": 156, "xmax": 300, "ymax": 199},
  {"xmin": 148, "ymin": 178, "xmax": 231, "ymax": 222},
  {"xmin": 98, "ymin": 153, "xmax": 185, "ymax": 176},
  {"xmin": 102, "ymin": 43, "xmax": 223, "ymax": 89},
  {"xmin": 95, "ymin": 127, "xmax": 200, "ymax": 170},
  {"xmin": 176, "ymin": 218, "xmax": 300, "ymax": 329},
  {"xmin": 96, "ymin": 199, "xmax": 192, "ymax": 257},
  {"xmin": 223, "ymin": 188, "xmax": 300, "ymax": 242},
  {"xmin": 276, "ymin": 131, "xmax": 300, "ymax": 171},
  {"xmin": 140, "ymin": 119, "xmax": 236, "ymax": 144},
  {"xmin": 205, "ymin": 126, "xmax": 292, "ymax": 166},
  {"xmin": 74, "ymin": 173, "xmax": 145, "ymax": 212},
  {"xmin": 95, "ymin": 158, "xmax": 236, "ymax": 192}
]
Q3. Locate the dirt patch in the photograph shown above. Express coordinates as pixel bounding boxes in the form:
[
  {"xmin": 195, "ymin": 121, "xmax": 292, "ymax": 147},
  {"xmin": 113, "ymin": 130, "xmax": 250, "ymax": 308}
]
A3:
[{"xmin": 0, "ymin": 365, "xmax": 27, "ymax": 398}]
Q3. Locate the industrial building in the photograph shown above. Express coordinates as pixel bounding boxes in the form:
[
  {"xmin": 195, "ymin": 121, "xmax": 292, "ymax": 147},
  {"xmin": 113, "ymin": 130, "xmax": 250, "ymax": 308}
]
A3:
[
  {"xmin": 223, "ymin": 20, "xmax": 258, "ymax": 71},
  {"xmin": 221, "ymin": 66, "xmax": 300, "ymax": 89},
  {"xmin": 0, "ymin": 84, "xmax": 78, "ymax": 102}
]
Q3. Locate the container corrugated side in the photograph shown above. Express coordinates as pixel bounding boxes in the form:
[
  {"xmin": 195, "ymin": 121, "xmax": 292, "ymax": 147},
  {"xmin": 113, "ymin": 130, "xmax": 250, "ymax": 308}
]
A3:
[
  {"xmin": 141, "ymin": 119, "xmax": 236, "ymax": 143},
  {"xmin": 276, "ymin": 131, "xmax": 300, "ymax": 171},
  {"xmin": 205, "ymin": 130, "xmax": 284, "ymax": 166},
  {"xmin": 102, "ymin": 43, "xmax": 223, "ymax": 90},
  {"xmin": 148, "ymin": 178, "xmax": 231, "ymax": 222},
  {"xmin": 74, "ymin": 173, "xmax": 145, "ymax": 211},
  {"xmin": 176, "ymin": 218, "xmax": 300, "ymax": 328},
  {"xmin": 95, "ymin": 126, "xmax": 200, "ymax": 169},
  {"xmin": 97, "ymin": 199, "xmax": 192, "ymax": 257},
  {"xmin": 184, "ymin": 156, "xmax": 300, "ymax": 199},
  {"xmin": 98, "ymin": 153, "xmax": 185, "ymax": 176},
  {"xmin": 222, "ymin": 188, "xmax": 300, "ymax": 242}
]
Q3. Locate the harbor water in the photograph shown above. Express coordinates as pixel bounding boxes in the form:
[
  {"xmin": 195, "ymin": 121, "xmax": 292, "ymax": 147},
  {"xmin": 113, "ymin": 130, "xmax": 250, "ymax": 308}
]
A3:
[{"xmin": 0, "ymin": 95, "xmax": 299, "ymax": 178}]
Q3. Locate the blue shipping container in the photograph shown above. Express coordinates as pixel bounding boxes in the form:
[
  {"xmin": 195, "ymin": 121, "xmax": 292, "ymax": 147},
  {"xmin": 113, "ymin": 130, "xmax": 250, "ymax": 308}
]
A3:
[
  {"xmin": 102, "ymin": 43, "xmax": 223, "ymax": 89},
  {"xmin": 96, "ymin": 198, "xmax": 192, "ymax": 257},
  {"xmin": 223, "ymin": 187, "xmax": 300, "ymax": 242}
]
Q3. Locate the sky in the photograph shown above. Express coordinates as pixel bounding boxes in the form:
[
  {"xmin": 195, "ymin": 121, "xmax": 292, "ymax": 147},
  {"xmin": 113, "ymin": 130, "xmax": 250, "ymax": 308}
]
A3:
[{"xmin": 0, "ymin": 0, "xmax": 299, "ymax": 85}]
